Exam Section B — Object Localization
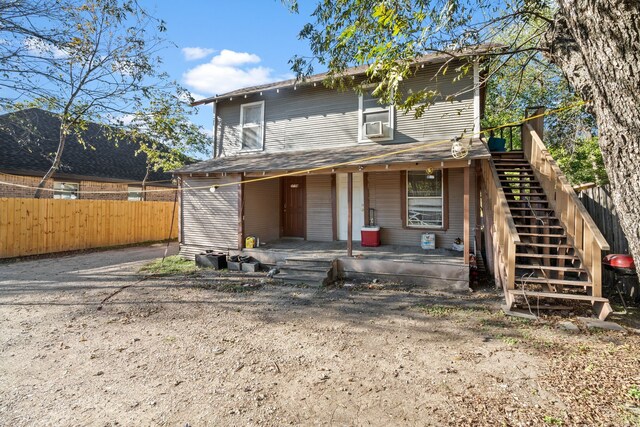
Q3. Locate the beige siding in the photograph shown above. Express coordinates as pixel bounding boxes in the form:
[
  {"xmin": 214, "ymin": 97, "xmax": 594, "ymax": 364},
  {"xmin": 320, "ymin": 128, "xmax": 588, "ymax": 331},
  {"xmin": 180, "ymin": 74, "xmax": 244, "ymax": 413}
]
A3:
[
  {"xmin": 180, "ymin": 175, "xmax": 240, "ymax": 256},
  {"xmin": 306, "ymin": 175, "xmax": 333, "ymax": 242},
  {"xmin": 216, "ymin": 61, "xmax": 475, "ymax": 156},
  {"xmin": 244, "ymin": 179, "xmax": 280, "ymax": 244},
  {"xmin": 368, "ymin": 167, "xmax": 476, "ymax": 249}
]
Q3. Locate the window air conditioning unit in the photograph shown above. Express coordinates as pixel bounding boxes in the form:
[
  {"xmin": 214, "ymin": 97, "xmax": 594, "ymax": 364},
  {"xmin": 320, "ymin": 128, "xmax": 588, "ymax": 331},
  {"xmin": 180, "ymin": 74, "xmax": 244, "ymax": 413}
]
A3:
[{"xmin": 364, "ymin": 121, "xmax": 384, "ymax": 138}]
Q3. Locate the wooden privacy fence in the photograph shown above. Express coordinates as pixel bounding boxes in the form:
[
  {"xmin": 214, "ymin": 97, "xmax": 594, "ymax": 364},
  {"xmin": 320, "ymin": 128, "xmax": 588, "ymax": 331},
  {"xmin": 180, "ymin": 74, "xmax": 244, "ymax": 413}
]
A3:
[
  {"xmin": 578, "ymin": 185, "xmax": 629, "ymax": 289},
  {"xmin": 578, "ymin": 185, "xmax": 628, "ymax": 255},
  {"xmin": 0, "ymin": 198, "xmax": 178, "ymax": 258}
]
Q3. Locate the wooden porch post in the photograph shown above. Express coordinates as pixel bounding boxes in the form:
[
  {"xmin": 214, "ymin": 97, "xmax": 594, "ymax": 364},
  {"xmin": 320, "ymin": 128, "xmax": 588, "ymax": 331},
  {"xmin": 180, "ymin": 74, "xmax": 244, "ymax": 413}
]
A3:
[
  {"xmin": 464, "ymin": 166, "xmax": 470, "ymax": 264},
  {"xmin": 238, "ymin": 180, "xmax": 244, "ymax": 250},
  {"xmin": 347, "ymin": 172, "xmax": 353, "ymax": 257}
]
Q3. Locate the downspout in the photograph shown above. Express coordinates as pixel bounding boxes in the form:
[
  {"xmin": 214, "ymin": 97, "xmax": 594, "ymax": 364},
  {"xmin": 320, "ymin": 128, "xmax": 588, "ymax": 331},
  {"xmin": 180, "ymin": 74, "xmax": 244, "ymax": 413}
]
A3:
[{"xmin": 212, "ymin": 101, "xmax": 218, "ymax": 158}]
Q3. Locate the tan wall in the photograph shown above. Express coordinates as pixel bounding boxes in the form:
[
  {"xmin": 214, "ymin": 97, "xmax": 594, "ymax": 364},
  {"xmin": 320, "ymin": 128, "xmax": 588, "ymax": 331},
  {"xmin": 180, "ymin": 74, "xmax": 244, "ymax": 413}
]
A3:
[
  {"xmin": 0, "ymin": 173, "xmax": 174, "ymax": 201},
  {"xmin": 368, "ymin": 167, "xmax": 476, "ymax": 249},
  {"xmin": 243, "ymin": 178, "xmax": 280, "ymax": 244},
  {"xmin": 306, "ymin": 175, "xmax": 333, "ymax": 242}
]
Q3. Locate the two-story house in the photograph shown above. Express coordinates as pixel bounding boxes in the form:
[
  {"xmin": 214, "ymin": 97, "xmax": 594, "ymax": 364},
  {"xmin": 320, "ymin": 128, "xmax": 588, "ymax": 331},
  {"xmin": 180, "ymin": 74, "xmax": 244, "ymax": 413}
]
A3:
[
  {"xmin": 173, "ymin": 51, "xmax": 612, "ymax": 319},
  {"xmin": 174, "ymin": 52, "xmax": 489, "ymax": 288}
]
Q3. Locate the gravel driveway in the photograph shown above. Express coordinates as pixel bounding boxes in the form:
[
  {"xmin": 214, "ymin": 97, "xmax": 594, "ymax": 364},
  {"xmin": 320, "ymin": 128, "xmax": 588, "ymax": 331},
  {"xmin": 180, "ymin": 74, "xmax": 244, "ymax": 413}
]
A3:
[{"xmin": 0, "ymin": 244, "xmax": 638, "ymax": 426}]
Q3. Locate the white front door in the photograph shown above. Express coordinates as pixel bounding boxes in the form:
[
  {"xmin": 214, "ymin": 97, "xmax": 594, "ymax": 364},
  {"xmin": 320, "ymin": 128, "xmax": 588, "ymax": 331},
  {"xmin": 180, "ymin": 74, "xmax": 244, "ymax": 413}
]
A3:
[{"xmin": 337, "ymin": 173, "xmax": 365, "ymax": 241}]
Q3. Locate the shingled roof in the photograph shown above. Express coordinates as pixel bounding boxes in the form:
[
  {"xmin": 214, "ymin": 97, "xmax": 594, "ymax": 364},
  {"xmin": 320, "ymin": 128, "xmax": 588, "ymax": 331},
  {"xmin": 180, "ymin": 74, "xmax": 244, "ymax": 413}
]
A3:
[
  {"xmin": 0, "ymin": 108, "xmax": 173, "ymax": 184},
  {"xmin": 174, "ymin": 138, "xmax": 490, "ymax": 175}
]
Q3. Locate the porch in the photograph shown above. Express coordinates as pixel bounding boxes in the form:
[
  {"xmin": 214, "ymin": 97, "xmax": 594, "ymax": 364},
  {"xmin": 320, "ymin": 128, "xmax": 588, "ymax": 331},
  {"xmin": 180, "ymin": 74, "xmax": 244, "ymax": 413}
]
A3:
[{"xmin": 235, "ymin": 239, "xmax": 470, "ymax": 291}]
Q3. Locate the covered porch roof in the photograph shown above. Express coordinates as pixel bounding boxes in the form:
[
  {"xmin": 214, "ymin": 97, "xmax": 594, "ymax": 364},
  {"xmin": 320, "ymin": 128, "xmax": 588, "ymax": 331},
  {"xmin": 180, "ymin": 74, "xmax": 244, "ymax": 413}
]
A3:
[{"xmin": 174, "ymin": 139, "xmax": 490, "ymax": 175}]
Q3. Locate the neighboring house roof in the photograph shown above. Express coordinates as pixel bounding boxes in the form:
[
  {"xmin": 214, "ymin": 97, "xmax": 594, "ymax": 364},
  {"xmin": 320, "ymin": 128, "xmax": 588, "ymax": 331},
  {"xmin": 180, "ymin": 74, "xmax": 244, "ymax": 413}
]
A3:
[
  {"xmin": 192, "ymin": 44, "xmax": 500, "ymax": 105},
  {"xmin": 0, "ymin": 108, "xmax": 173, "ymax": 184},
  {"xmin": 174, "ymin": 138, "xmax": 490, "ymax": 174}
]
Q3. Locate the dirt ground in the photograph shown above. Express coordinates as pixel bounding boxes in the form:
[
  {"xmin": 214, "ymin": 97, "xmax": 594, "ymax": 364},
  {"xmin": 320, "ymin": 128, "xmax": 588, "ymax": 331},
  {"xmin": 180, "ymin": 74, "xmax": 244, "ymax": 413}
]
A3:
[{"xmin": 1, "ymin": 244, "xmax": 639, "ymax": 426}]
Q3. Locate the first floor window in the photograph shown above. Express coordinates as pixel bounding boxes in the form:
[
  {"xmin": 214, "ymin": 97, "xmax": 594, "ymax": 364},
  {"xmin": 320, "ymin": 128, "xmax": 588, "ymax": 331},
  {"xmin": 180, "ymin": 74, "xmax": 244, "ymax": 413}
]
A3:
[
  {"xmin": 128, "ymin": 186, "xmax": 142, "ymax": 201},
  {"xmin": 53, "ymin": 181, "xmax": 79, "ymax": 199},
  {"xmin": 406, "ymin": 170, "xmax": 443, "ymax": 228},
  {"xmin": 240, "ymin": 101, "xmax": 265, "ymax": 151}
]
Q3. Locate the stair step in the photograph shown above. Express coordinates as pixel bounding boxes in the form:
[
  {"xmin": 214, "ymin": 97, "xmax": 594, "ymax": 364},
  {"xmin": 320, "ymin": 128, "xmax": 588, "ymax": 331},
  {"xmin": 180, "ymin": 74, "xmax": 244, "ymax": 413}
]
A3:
[
  {"xmin": 499, "ymin": 179, "xmax": 539, "ymax": 183},
  {"xmin": 281, "ymin": 265, "xmax": 331, "ymax": 273},
  {"xmin": 493, "ymin": 162, "xmax": 532, "ymax": 166},
  {"xmin": 276, "ymin": 274, "xmax": 327, "ymax": 286},
  {"xmin": 282, "ymin": 258, "xmax": 333, "ymax": 267},
  {"xmin": 517, "ymin": 253, "xmax": 577, "ymax": 260},
  {"xmin": 516, "ymin": 242, "xmax": 573, "ymax": 248},
  {"xmin": 503, "ymin": 193, "xmax": 546, "ymax": 198},
  {"xmin": 515, "ymin": 224, "xmax": 564, "ymax": 229},
  {"xmin": 512, "ymin": 215, "xmax": 558, "ymax": 219},
  {"xmin": 515, "ymin": 277, "xmax": 592, "ymax": 287},
  {"xmin": 507, "ymin": 289, "xmax": 608, "ymax": 302},
  {"xmin": 515, "ymin": 264, "xmax": 585, "ymax": 272},
  {"xmin": 508, "ymin": 199, "xmax": 549, "ymax": 203},
  {"xmin": 517, "ymin": 233, "xmax": 566, "ymax": 238},
  {"xmin": 495, "ymin": 167, "xmax": 533, "ymax": 170},
  {"xmin": 509, "ymin": 209, "xmax": 555, "ymax": 214},
  {"xmin": 492, "ymin": 150, "xmax": 524, "ymax": 155},
  {"xmin": 502, "ymin": 185, "xmax": 544, "ymax": 189}
]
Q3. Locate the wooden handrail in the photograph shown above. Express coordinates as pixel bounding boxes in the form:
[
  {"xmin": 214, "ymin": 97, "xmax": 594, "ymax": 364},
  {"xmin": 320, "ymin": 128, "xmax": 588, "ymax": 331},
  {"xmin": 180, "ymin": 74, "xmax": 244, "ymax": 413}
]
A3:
[
  {"xmin": 524, "ymin": 124, "xmax": 609, "ymax": 250},
  {"xmin": 522, "ymin": 122, "xmax": 609, "ymax": 297},
  {"xmin": 482, "ymin": 157, "xmax": 521, "ymax": 297},
  {"xmin": 487, "ymin": 161, "xmax": 521, "ymax": 244}
]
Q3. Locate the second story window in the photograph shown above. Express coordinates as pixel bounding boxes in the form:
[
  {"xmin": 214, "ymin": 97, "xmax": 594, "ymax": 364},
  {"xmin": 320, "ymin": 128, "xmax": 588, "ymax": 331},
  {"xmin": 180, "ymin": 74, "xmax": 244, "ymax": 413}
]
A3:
[
  {"xmin": 359, "ymin": 89, "xmax": 394, "ymax": 142},
  {"xmin": 240, "ymin": 101, "xmax": 265, "ymax": 151}
]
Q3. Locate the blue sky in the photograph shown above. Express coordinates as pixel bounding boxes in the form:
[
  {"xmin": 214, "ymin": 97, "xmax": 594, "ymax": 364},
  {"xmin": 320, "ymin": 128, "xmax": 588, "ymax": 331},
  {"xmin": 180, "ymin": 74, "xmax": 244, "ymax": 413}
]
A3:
[{"xmin": 142, "ymin": 1, "xmax": 317, "ymax": 132}]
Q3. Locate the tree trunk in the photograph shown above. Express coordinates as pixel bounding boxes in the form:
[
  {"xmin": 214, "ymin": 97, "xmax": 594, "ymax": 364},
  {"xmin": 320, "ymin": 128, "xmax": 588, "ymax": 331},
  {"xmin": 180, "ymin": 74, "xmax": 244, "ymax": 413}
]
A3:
[
  {"xmin": 34, "ymin": 123, "xmax": 68, "ymax": 198},
  {"xmin": 544, "ymin": 0, "xmax": 640, "ymax": 280},
  {"xmin": 141, "ymin": 165, "xmax": 150, "ymax": 201}
]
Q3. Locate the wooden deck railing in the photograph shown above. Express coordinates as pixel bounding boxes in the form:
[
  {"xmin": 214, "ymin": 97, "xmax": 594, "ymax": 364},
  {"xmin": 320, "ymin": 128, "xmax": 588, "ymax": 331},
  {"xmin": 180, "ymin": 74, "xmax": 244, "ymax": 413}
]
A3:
[
  {"xmin": 522, "ymin": 116, "xmax": 610, "ymax": 297},
  {"xmin": 481, "ymin": 158, "xmax": 521, "ymax": 298}
]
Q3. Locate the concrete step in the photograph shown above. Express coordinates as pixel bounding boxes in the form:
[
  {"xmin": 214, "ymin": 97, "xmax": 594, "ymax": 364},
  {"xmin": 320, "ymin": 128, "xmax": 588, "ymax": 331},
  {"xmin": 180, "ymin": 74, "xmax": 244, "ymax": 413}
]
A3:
[
  {"xmin": 281, "ymin": 258, "xmax": 333, "ymax": 268},
  {"xmin": 275, "ymin": 270, "xmax": 330, "ymax": 287}
]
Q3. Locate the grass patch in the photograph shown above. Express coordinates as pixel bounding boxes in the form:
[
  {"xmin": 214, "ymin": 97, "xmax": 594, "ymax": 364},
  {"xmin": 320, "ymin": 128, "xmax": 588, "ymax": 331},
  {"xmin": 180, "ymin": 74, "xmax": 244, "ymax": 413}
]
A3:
[
  {"xmin": 543, "ymin": 415, "xmax": 564, "ymax": 425},
  {"xmin": 140, "ymin": 256, "xmax": 199, "ymax": 276}
]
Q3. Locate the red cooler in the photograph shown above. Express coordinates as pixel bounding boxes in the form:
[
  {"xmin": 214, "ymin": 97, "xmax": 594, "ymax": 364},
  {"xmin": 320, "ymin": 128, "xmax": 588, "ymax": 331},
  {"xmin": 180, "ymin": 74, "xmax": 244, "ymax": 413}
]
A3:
[{"xmin": 361, "ymin": 226, "xmax": 381, "ymax": 247}]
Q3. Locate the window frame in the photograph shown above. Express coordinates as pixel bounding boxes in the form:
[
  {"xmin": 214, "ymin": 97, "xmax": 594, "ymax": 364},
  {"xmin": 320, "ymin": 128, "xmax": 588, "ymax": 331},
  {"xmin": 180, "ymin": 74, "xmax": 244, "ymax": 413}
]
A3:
[
  {"xmin": 239, "ymin": 100, "xmax": 265, "ymax": 152},
  {"xmin": 128, "ymin": 185, "xmax": 143, "ymax": 201},
  {"xmin": 401, "ymin": 169, "xmax": 449, "ymax": 230},
  {"xmin": 53, "ymin": 181, "xmax": 79, "ymax": 200},
  {"xmin": 358, "ymin": 87, "xmax": 395, "ymax": 143}
]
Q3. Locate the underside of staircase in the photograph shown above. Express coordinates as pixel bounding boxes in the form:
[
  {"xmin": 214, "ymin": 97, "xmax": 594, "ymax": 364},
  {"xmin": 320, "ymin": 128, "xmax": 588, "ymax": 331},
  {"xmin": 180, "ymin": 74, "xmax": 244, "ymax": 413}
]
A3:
[{"xmin": 490, "ymin": 150, "xmax": 612, "ymax": 319}]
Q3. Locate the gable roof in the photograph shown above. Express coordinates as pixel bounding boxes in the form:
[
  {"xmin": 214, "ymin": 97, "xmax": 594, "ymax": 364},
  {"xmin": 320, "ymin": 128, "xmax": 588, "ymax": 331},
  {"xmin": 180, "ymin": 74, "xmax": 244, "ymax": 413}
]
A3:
[
  {"xmin": 174, "ymin": 138, "xmax": 490, "ymax": 175},
  {"xmin": 192, "ymin": 44, "xmax": 500, "ymax": 106},
  {"xmin": 0, "ymin": 108, "xmax": 173, "ymax": 184}
]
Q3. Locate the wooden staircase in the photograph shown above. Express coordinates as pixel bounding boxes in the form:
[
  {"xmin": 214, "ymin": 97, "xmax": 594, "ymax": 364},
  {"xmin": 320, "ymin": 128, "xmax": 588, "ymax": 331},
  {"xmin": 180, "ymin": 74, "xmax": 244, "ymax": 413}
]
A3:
[{"xmin": 483, "ymin": 110, "xmax": 611, "ymax": 319}]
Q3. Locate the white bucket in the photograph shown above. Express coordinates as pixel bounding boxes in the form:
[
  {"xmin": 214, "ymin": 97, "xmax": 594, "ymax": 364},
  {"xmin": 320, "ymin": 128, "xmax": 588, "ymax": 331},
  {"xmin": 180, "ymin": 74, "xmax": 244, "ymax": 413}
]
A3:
[{"xmin": 421, "ymin": 233, "xmax": 435, "ymax": 250}]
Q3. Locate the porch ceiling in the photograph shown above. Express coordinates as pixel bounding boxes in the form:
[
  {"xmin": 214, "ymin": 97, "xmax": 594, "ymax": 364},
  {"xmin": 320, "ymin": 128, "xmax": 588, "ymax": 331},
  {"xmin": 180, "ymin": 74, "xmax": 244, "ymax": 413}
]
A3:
[{"xmin": 174, "ymin": 138, "xmax": 490, "ymax": 174}]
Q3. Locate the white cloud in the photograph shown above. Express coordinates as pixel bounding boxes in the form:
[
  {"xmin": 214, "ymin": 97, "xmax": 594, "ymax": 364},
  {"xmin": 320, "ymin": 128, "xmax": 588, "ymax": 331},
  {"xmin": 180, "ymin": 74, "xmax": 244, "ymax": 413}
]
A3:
[
  {"xmin": 181, "ymin": 47, "xmax": 215, "ymax": 61},
  {"xmin": 183, "ymin": 49, "xmax": 286, "ymax": 96},
  {"xmin": 24, "ymin": 37, "xmax": 67, "ymax": 59}
]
